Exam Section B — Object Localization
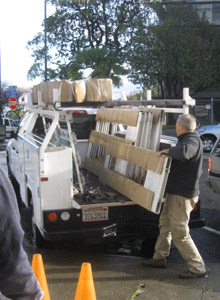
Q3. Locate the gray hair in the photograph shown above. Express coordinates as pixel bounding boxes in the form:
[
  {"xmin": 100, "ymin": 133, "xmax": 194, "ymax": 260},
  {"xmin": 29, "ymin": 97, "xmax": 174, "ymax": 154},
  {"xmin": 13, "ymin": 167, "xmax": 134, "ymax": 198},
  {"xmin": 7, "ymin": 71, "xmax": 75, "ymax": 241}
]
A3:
[{"xmin": 177, "ymin": 114, "xmax": 197, "ymax": 131}]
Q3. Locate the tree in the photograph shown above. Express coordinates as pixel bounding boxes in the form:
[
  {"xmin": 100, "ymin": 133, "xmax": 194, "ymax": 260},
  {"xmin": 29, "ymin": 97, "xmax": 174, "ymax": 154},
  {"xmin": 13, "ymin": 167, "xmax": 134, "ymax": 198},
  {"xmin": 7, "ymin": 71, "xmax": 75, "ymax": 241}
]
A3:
[
  {"xmin": 27, "ymin": 0, "xmax": 150, "ymax": 87},
  {"xmin": 0, "ymin": 81, "xmax": 10, "ymax": 105},
  {"xmin": 128, "ymin": 2, "xmax": 220, "ymax": 98}
]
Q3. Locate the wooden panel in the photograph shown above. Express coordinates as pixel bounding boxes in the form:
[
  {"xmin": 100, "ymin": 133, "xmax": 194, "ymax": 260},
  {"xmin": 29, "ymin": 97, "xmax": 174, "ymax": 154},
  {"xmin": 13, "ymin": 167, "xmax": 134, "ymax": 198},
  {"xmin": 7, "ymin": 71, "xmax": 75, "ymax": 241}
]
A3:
[
  {"xmin": 96, "ymin": 108, "xmax": 139, "ymax": 126},
  {"xmin": 84, "ymin": 157, "xmax": 154, "ymax": 211},
  {"xmin": 106, "ymin": 142, "xmax": 165, "ymax": 174},
  {"xmin": 89, "ymin": 130, "xmax": 132, "ymax": 148}
]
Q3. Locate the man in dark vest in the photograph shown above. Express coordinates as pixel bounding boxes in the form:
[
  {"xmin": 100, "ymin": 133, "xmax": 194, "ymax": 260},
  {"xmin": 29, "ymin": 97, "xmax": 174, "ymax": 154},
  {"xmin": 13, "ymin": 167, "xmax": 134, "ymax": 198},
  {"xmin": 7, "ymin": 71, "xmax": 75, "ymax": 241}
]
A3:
[{"xmin": 143, "ymin": 114, "xmax": 206, "ymax": 279}]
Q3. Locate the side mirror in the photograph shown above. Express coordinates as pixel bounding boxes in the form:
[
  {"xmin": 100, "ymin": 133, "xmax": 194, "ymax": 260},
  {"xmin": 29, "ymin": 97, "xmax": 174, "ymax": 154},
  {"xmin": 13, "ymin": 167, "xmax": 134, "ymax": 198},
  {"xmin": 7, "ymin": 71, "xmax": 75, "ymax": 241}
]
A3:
[{"xmin": 0, "ymin": 125, "xmax": 6, "ymax": 142}]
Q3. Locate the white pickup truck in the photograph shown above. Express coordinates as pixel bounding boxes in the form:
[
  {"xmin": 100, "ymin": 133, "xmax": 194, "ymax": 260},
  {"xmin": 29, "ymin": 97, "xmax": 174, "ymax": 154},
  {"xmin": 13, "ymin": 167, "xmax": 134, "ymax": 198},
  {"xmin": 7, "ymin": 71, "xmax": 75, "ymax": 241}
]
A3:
[{"xmin": 6, "ymin": 90, "xmax": 205, "ymax": 248}]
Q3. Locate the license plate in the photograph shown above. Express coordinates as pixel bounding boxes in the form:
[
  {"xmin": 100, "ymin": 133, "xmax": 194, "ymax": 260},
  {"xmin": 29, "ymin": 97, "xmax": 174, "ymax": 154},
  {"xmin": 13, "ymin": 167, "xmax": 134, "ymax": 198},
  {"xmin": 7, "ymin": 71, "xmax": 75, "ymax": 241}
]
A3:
[{"xmin": 82, "ymin": 207, "xmax": 108, "ymax": 222}]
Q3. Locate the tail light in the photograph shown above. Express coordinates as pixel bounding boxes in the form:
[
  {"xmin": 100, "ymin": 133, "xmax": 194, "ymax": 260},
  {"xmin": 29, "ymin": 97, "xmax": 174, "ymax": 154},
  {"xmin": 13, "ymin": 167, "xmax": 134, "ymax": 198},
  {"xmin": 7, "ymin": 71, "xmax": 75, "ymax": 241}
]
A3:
[
  {"xmin": 72, "ymin": 110, "xmax": 87, "ymax": 114},
  {"xmin": 40, "ymin": 177, "xmax": 48, "ymax": 182},
  {"xmin": 208, "ymin": 157, "xmax": 212, "ymax": 174},
  {"xmin": 48, "ymin": 212, "xmax": 58, "ymax": 222},
  {"xmin": 192, "ymin": 203, "xmax": 197, "ymax": 211}
]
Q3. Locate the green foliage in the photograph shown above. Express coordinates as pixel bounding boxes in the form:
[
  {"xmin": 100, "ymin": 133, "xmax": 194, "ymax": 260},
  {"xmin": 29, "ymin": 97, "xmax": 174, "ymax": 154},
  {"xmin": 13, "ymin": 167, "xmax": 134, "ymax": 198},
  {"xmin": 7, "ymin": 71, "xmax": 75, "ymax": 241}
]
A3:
[
  {"xmin": 6, "ymin": 109, "xmax": 25, "ymax": 120},
  {"xmin": 128, "ymin": 2, "xmax": 220, "ymax": 98},
  {"xmin": 27, "ymin": 0, "xmax": 220, "ymax": 96},
  {"xmin": 130, "ymin": 283, "xmax": 145, "ymax": 300},
  {"xmin": 27, "ymin": 0, "xmax": 149, "ymax": 86}
]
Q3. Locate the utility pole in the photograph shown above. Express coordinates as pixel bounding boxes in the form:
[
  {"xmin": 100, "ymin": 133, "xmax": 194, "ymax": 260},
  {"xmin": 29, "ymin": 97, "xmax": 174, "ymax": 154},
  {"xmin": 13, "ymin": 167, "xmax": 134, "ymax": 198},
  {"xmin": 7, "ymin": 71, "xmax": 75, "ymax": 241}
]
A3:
[{"xmin": 44, "ymin": 0, "xmax": 48, "ymax": 82}]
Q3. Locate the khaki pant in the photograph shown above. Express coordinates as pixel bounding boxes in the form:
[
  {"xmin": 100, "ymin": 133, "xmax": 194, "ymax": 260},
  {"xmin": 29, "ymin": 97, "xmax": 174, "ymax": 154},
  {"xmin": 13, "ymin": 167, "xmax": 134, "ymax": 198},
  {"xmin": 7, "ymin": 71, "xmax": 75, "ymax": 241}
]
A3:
[
  {"xmin": 153, "ymin": 193, "xmax": 206, "ymax": 273},
  {"xmin": 0, "ymin": 295, "xmax": 11, "ymax": 300}
]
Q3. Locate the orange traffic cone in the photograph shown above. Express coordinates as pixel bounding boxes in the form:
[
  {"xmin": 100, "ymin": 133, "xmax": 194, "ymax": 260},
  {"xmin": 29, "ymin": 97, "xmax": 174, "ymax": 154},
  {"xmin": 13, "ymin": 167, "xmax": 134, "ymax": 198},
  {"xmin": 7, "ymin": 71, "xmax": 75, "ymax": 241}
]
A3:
[
  {"xmin": 32, "ymin": 254, "xmax": 51, "ymax": 300},
  {"xmin": 74, "ymin": 262, "xmax": 97, "ymax": 300}
]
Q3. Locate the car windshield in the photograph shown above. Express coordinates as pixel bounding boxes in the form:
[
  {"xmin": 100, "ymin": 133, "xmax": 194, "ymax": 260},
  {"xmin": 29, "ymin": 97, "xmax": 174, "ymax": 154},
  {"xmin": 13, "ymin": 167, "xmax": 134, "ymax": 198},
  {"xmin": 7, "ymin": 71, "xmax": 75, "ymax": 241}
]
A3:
[
  {"xmin": 12, "ymin": 120, "xmax": 20, "ymax": 126},
  {"xmin": 59, "ymin": 114, "xmax": 96, "ymax": 139}
]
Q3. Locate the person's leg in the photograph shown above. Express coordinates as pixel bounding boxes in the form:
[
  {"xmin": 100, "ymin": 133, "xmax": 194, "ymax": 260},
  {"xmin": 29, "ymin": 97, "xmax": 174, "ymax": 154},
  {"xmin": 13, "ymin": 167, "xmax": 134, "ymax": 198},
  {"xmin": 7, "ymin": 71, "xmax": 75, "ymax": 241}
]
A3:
[
  {"xmin": 168, "ymin": 194, "xmax": 206, "ymax": 274},
  {"xmin": 153, "ymin": 196, "xmax": 172, "ymax": 260},
  {"xmin": 143, "ymin": 194, "xmax": 172, "ymax": 268}
]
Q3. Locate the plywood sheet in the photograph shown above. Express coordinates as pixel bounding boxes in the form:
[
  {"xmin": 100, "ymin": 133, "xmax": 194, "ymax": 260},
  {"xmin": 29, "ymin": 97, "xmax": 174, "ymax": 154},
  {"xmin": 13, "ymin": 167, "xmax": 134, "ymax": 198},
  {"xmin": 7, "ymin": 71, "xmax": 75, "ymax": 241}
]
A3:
[
  {"xmin": 89, "ymin": 130, "xmax": 132, "ymax": 148},
  {"xmin": 84, "ymin": 157, "xmax": 154, "ymax": 211},
  {"xmin": 96, "ymin": 108, "xmax": 139, "ymax": 126},
  {"xmin": 106, "ymin": 142, "xmax": 165, "ymax": 174}
]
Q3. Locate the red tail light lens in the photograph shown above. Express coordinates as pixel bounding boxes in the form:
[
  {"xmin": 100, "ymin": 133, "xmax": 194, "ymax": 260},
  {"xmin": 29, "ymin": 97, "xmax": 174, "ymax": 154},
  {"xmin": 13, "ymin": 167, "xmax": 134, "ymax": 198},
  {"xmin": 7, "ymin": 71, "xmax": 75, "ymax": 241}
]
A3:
[
  {"xmin": 48, "ymin": 212, "xmax": 58, "ymax": 222},
  {"xmin": 208, "ymin": 157, "xmax": 212, "ymax": 174},
  {"xmin": 40, "ymin": 177, "xmax": 48, "ymax": 182},
  {"xmin": 72, "ymin": 110, "xmax": 87, "ymax": 114},
  {"xmin": 192, "ymin": 203, "xmax": 197, "ymax": 211}
]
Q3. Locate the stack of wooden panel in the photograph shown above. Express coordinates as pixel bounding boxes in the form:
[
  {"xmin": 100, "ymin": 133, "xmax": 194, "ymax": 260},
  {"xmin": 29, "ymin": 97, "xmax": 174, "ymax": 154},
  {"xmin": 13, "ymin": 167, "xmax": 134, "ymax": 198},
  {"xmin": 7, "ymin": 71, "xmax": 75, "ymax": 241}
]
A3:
[{"xmin": 84, "ymin": 108, "xmax": 172, "ymax": 214}]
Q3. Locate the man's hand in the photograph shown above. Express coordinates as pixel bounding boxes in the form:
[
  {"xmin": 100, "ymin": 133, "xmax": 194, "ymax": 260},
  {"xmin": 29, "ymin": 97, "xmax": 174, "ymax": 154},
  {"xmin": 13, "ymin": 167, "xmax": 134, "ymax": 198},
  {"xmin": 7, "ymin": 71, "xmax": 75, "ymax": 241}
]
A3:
[{"xmin": 156, "ymin": 149, "xmax": 169, "ymax": 157}]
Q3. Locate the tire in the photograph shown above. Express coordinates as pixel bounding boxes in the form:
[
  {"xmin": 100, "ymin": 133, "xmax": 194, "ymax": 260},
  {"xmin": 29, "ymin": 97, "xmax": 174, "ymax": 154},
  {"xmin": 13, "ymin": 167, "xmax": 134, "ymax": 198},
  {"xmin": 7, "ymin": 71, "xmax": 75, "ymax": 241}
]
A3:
[
  {"xmin": 7, "ymin": 157, "xmax": 25, "ymax": 209},
  {"xmin": 140, "ymin": 237, "xmax": 157, "ymax": 258},
  {"xmin": 31, "ymin": 196, "xmax": 52, "ymax": 248},
  {"xmin": 33, "ymin": 224, "xmax": 45, "ymax": 248},
  {"xmin": 32, "ymin": 224, "xmax": 51, "ymax": 249},
  {"xmin": 201, "ymin": 135, "xmax": 216, "ymax": 152},
  {"xmin": 28, "ymin": 190, "xmax": 50, "ymax": 248}
]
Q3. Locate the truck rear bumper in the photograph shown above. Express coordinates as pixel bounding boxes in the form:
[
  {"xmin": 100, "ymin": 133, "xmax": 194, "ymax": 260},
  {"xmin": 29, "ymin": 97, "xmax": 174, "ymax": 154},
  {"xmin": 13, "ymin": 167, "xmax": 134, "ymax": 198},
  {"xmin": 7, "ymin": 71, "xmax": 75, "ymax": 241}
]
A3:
[
  {"xmin": 42, "ymin": 217, "xmax": 206, "ymax": 241},
  {"xmin": 42, "ymin": 224, "xmax": 119, "ymax": 241}
]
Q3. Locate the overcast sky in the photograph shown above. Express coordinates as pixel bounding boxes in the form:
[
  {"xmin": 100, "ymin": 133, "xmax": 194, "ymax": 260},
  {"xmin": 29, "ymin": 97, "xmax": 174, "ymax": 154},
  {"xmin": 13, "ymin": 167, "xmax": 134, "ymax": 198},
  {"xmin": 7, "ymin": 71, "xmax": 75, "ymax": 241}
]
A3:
[
  {"xmin": 0, "ymin": 0, "xmax": 45, "ymax": 87},
  {"xmin": 0, "ymin": 0, "xmax": 138, "ymax": 97}
]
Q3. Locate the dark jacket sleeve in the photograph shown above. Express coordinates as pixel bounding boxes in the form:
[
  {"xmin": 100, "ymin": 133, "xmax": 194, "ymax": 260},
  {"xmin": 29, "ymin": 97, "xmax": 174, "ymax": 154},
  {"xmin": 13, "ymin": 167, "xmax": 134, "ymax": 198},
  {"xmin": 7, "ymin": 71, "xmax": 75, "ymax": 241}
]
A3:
[
  {"xmin": 168, "ymin": 135, "xmax": 199, "ymax": 161},
  {"xmin": 0, "ymin": 166, "xmax": 43, "ymax": 300}
]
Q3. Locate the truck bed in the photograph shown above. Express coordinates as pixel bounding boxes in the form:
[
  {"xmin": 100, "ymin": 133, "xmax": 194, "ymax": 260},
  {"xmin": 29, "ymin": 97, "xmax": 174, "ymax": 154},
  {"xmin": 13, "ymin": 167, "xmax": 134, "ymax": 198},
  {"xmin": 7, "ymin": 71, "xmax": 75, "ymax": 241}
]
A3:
[{"xmin": 74, "ymin": 169, "xmax": 131, "ymax": 206}]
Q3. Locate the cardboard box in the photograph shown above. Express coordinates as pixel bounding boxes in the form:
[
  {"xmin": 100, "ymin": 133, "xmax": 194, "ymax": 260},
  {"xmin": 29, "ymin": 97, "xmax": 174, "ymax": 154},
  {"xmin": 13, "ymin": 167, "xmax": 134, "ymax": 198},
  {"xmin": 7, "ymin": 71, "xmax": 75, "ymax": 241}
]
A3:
[
  {"xmin": 86, "ymin": 78, "xmax": 101, "ymax": 102},
  {"xmin": 32, "ymin": 81, "xmax": 73, "ymax": 104},
  {"xmin": 86, "ymin": 78, "xmax": 113, "ymax": 102},
  {"xmin": 72, "ymin": 80, "xmax": 86, "ymax": 103},
  {"xmin": 31, "ymin": 85, "xmax": 38, "ymax": 104},
  {"xmin": 99, "ymin": 79, "xmax": 113, "ymax": 102},
  {"xmin": 59, "ymin": 80, "xmax": 73, "ymax": 102}
]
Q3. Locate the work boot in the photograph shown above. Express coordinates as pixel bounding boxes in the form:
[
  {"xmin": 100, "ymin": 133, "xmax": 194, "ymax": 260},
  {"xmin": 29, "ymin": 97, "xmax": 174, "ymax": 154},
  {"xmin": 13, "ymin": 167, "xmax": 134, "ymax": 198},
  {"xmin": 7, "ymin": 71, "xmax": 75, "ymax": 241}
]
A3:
[
  {"xmin": 142, "ymin": 258, "xmax": 167, "ymax": 269},
  {"xmin": 179, "ymin": 270, "xmax": 206, "ymax": 279}
]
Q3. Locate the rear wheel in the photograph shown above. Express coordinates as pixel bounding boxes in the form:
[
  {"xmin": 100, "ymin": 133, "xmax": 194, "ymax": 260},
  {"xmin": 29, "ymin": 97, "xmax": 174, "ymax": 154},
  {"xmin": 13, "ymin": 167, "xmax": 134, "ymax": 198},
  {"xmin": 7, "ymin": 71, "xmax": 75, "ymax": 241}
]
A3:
[
  {"xmin": 32, "ymin": 224, "xmax": 51, "ymax": 248},
  {"xmin": 7, "ymin": 161, "xmax": 25, "ymax": 209},
  {"xmin": 201, "ymin": 135, "xmax": 216, "ymax": 152},
  {"xmin": 31, "ymin": 197, "xmax": 52, "ymax": 248},
  {"xmin": 139, "ymin": 237, "xmax": 157, "ymax": 258}
]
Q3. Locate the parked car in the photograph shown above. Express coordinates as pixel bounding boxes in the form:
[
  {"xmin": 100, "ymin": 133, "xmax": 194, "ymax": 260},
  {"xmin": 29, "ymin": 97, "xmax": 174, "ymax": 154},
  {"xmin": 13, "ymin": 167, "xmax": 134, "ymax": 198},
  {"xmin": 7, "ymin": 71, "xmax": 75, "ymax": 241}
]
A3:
[
  {"xmin": 0, "ymin": 125, "xmax": 6, "ymax": 142},
  {"xmin": 206, "ymin": 137, "xmax": 220, "ymax": 194},
  {"xmin": 197, "ymin": 124, "xmax": 220, "ymax": 152},
  {"xmin": 2, "ymin": 117, "xmax": 20, "ymax": 138}
]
